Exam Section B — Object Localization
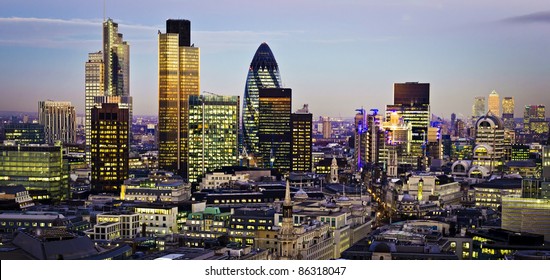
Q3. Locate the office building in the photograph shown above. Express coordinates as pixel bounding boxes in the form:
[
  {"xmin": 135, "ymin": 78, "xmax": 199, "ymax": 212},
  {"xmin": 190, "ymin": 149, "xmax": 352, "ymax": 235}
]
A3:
[
  {"xmin": 386, "ymin": 82, "xmax": 430, "ymax": 162},
  {"xmin": 488, "ymin": 90, "xmax": 500, "ymax": 117},
  {"xmin": 322, "ymin": 116, "xmax": 332, "ymax": 138},
  {"xmin": 85, "ymin": 19, "xmax": 131, "ymax": 163},
  {"xmin": 90, "ymin": 103, "xmax": 129, "ymax": 193},
  {"xmin": 502, "ymin": 97, "xmax": 515, "ymax": 130},
  {"xmin": 523, "ymin": 105, "xmax": 548, "ymax": 138},
  {"xmin": 242, "ymin": 43, "xmax": 283, "ymax": 157},
  {"xmin": 473, "ymin": 115, "xmax": 505, "ymax": 172},
  {"xmin": 2, "ymin": 123, "xmax": 45, "ymax": 144},
  {"xmin": 38, "ymin": 100, "xmax": 76, "ymax": 144},
  {"xmin": 291, "ymin": 105, "xmax": 312, "ymax": 172},
  {"xmin": 258, "ymin": 88, "xmax": 292, "ymax": 172},
  {"xmin": 158, "ymin": 19, "xmax": 200, "ymax": 179},
  {"xmin": 0, "ymin": 144, "xmax": 68, "ymax": 201},
  {"xmin": 188, "ymin": 94, "xmax": 239, "ymax": 182},
  {"xmin": 85, "ymin": 51, "xmax": 105, "ymax": 162}
]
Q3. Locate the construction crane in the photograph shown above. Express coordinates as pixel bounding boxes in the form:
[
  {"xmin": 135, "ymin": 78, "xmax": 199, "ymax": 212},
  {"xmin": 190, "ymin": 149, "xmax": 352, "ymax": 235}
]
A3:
[{"xmin": 202, "ymin": 91, "xmax": 222, "ymax": 97}]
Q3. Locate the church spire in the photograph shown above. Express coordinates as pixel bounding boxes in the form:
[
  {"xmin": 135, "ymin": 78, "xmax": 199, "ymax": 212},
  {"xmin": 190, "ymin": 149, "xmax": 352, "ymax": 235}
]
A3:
[{"xmin": 284, "ymin": 178, "xmax": 291, "ymax": 206}]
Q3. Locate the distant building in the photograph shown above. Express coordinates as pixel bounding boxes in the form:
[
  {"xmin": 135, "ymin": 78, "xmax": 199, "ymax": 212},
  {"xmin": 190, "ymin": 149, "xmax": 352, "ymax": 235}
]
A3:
[
  {"xmin": 472, "ymin": 96, "xmax": 486, "ymax": 119},
  {"xmin": 488, "ymin": 90, "xmax": 500, "ymax": 117},
  {"xmin": 473, "ymin": 114, "xmax": 505, "ymax": 173},
  {"xmin": 502, "ymin": 97, "xmax": 515, "ymax": 130},
  {"xmin": 121, "ymin": 171, "xmax": 190, "ymax": 202},
  {"xmin": 322, "ymin": 117, "xmax": 332, "ymax": 138},
  {"xmin": 38, "ymin": 100, "xmax": 76, "ymax": 144}
]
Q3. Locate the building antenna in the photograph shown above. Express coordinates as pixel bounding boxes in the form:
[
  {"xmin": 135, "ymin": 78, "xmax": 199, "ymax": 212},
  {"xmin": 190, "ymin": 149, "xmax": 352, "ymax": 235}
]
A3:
[{"xmin": 103, "ymin": 0, "xmax": 106, "ymax": 21}]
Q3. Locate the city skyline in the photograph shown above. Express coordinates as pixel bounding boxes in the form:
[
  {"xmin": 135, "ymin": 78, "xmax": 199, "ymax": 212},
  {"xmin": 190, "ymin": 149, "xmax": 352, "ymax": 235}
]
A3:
[{"xmin": 1, "ymin": 1, "xmax": 550, "ymax": 119}]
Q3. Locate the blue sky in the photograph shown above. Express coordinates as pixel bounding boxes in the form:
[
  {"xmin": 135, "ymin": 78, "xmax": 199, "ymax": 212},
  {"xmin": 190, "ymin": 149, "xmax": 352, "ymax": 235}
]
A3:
[{"xmin": 1, "ymin": 0, "xmax": 550, "ymax": 119}]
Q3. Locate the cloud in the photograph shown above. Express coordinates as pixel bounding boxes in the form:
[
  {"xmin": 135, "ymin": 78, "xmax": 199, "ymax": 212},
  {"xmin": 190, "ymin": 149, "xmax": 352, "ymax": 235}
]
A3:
[{"xmin": 501, "ymin": 11, "xmax": 550, "ymax": 24}]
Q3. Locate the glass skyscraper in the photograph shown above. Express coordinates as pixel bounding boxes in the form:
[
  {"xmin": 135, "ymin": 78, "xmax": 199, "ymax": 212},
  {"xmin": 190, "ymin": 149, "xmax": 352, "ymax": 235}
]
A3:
[
  {"xmin": 158, "ymin": 19, "xmax": 200, "ymax": 179},
  {"xmin": 242, "ymin": 43, "xmax": 282, "ymax": 157},
  {"xmin": 188, "ymin": 95, "xmax": 240, "ymax": 183}
]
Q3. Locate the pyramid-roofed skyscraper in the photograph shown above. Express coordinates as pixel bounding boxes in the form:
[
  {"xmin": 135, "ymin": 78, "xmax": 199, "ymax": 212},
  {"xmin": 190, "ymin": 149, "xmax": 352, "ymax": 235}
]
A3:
[{"xmin": 242, "ymin": 43, "xmax": 282, "ymax": 157}]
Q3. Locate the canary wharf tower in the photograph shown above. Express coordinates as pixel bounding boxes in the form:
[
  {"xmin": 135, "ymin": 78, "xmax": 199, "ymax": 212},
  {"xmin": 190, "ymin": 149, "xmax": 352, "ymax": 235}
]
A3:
[{"xmin": 242, "ymin": 43, "xmax": 282, "ymax": 156}]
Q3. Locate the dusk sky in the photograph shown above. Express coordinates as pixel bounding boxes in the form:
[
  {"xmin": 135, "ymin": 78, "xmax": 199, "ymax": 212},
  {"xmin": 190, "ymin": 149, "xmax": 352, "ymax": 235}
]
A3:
[{"xmin": 1, "ymin": 0, "xmax": 550, "ymax": 120}]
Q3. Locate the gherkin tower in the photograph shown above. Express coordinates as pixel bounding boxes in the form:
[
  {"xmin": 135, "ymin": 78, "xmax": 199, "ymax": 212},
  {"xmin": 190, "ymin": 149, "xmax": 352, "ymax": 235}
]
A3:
[{"xmin": 242, "ymin": 43, "xmax": 282, "ymax": 156}]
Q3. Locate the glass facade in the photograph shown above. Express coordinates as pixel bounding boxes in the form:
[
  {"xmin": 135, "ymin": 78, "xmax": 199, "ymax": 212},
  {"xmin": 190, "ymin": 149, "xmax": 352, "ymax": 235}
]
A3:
[
  {"xmin": 0, "ymin": 144, "xmax": 68, "ymax": 201},
  {"xmin": 91, "ymin": 103, "xmax": 129, "ymax": 193},
  {"xmin": 502, "ymin": 97, "xmax": 515, "ymax": 130},
  {"xmin": 258, "ymin": 88, "xmax": 292, "ymax": 172},
  {"xmin": 488, "ymin": 90, "xmax": 500, "ymax": 117},
  {"xmin": 3, "ymin": 123, "xmax": 45, "ymax": 145},
  {"xmin": 188, "ymin": 95, "xmax": 239, "ymax": 183},
  {"xmin": 242, "ymin": 43, "xmax": 282, "ymax": 157},
  {"xmin": 158, "ymin": 19, "xmax": 200, "ymax": 179},
  {"xmin": 85, "ymin": 51, "xmax": 104, "ymax": 163}
]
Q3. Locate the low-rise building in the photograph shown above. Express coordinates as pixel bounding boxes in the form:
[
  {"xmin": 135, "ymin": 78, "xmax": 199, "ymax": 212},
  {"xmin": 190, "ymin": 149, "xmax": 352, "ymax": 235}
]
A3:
[{"xmin": 134, "ymin": 204, "xmax": 178, "ymax": 236}]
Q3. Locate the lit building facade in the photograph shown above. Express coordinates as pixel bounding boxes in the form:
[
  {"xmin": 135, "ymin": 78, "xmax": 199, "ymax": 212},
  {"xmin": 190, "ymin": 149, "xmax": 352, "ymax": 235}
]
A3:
[
  {"xmin": 0, "ymin": 144, "xmax": 68, "ymax": 201},
  {"xmin": 386, "ymin": 82, "xmax": 430, "ymax": 163},
  {"xmin": 242, "ymin": 43, "xmax": 282, "ymax": 157},
  {"xmin": 473, "ymin": 115, "xmax": 505, "ymax": 172},
  {"xmin": 158, "ymin": 19, "xmax": 200, "ymax": 179},
  {"xmin": 90, "ymin": 103, "xmax": 129, "ymax": 193},
  {"xmin": 502, "ymin": 97, "xmax": 515, "ymax": 130},
  {"xmin": 258, "ymin": 88, "xmax": 292, "ymax": 172},
  {"xmin": 488, "ymin": 90, "xmax": 500, "ymax": 117},
  {"xmin": 85, "ymin": 51, "xmax": 104, "ymax": 162},
  {"xmin": 322, "ymin": 116, "xmax": 332, "ymax": 138},
  {"xmin": 3, "ymin": 123, "xmax": 45, "ymax": 145},
  {"xmin": 523, "ymin": 105, "xmax": 548, "ymax": 138},
  {"xmin": 502, "ymin": 196, "xmax": 550, "ymax": 241},
  {"xmin": 38, "ymin": 100, "xmax": 76, "ymax": 144},
  {"xmin": 188, "ymin": 94, "xmax": 239, "ymax": 182},
  {"xmin": 291, "ymin": 105, "xmax": 312, "ymax": 172}
]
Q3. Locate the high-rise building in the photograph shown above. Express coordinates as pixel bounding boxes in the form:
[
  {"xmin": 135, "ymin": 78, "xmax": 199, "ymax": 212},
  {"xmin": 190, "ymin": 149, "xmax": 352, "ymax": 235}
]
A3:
[
  {"xmin": 85, "ymin": 51, "xmax": 105, "ymax": 162},
  {"xmin": 85, "ymin": 19, "xmax": 131, "ymax": 164},
  {"xmin": 158, "ymin": 19, "xmax": 200, "ymax": 179},
  {"xmin": 90, "ymin": 103, "xmax": 129, "ymax": 193},
  {"xmin": 524, "ymin": 105, "xmax": 548, "ymax": 135},
  {"xmin": 472, "ymin": 97, "xmax": 486, "ymax": 118},
  {"xmin": 38, "ymin": 101, "xmax": 76, "ymax": 144},
  {"xmin": 502, "ymin": 97, "xmax": 515, "ymax": 130},
  {"xmin": 488, "ymin": 90, "xmax": 500, "ymax": 117},
  {"xmin": 473, "ymin": 115, "xmax": 505, "ymax": 173},
  {"xmin": 0, "ymin": 144, "xmax": 68, "ymax": 201},
  {"xmin": 103, "ymin": 19, "xmax": 130, "ymax": 98},
  {"xmin": 354, "ymin": 109, "xmax": 368, "ymax": 171},
  {"xmin": 242, "ymin": 43, "xmax": 282, "ymax": 157},
  {"xmin": 386, "ymin": 82, "xmax": 430, "ymax": 163},
  {"xmin": 258, "ymin": 88, "xmax": 291, "ymax": 172},
  {"xmin": 188, "ymin": 94, "xmax": 239, "ymax": 183},
  {"xmin": 2, "ymin": 123, "xmax": 45, "ymax": 145},
  {"xmin": 322, "ymin": 117, "xmax": 332, "ymax": 139},
  {"xmin": 291, "ymin": 104, "xmax": 312, "ymax": 172}
]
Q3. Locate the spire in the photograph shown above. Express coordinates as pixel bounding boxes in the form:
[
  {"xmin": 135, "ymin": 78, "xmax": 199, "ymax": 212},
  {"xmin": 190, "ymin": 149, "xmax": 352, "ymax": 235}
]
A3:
[{"xmin": 284, "ymin": 179, "xmax": 291, "ymax": 206}]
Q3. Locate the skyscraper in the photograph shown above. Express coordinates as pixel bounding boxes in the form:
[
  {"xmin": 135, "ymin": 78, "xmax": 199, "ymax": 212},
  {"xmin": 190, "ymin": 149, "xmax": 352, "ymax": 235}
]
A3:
[
  {"xmin": 243, "ymin": 43, "xmax": 282, "ymax": 157},
  {"xmin": 488, "ymin": 90, "xmax": 500, "ymax": 117},
  {"xmin": 38, "ymin": 101, "xmax": 76, "ymax": 144},
  {"xmin": 386, "ymin": 82, "xmax": 430, "ymax": 163},
  {"xmin": 85, "ymin": 51, "xmax": 104, "ymax": 161},
  {"xmin": 322, "ymin": 116, "xmax": 332, "ymax": 139},
  {"xmin": 523, "ymin": 105, "xmax": 548, "ymax": 142},
  {"xmin": 502, "ymin": 97, "xmax": 515, "ymax": 130},
  {"xmin": 85, "ymin": 19, "xmax": 131, "ymax": 163},
  {"xmin": 188, "ymin": 94, "xmax": 239, "ymax": 183},
  {"xmin": 291, "ymin": 105, "xmax": 312, "ymax": 172},
  {"xmin": 258, "ymin": 88, "xmax": 291, "ymax": 172},
  {"xmin": 472, "ymin": 96, "xmax": 486, "ymax": 118},
  {"xmin": 91, "ymin": 103, "xmax": 129, "ymax": 193},
  {"xmin": 158, "ymin": 19, "xmax": 200, "ymax": 179}
]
